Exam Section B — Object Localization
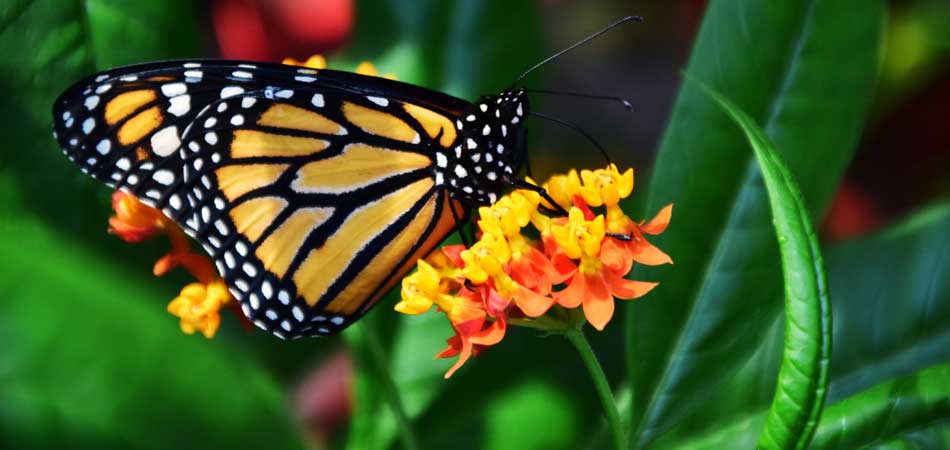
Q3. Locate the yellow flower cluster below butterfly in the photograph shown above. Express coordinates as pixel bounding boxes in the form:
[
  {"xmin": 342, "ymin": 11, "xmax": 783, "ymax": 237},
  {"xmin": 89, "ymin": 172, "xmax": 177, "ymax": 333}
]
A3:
[{"xmin": 396, "ymin": 164, "xmax": 673, "ymax": 378}]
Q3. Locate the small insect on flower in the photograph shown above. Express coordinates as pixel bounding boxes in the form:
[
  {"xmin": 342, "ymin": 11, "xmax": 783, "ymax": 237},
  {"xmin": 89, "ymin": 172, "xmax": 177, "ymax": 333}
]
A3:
[{"xmin": 396, "ymin": 163, "xmax": 673, "ymax": 378}]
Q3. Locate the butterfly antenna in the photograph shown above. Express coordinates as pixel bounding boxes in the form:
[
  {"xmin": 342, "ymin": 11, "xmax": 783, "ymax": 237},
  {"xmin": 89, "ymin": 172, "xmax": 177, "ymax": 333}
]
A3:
[
  {"xmin": 525, "ymin": 89, "xmax": 634, "ymax": 111},
  {"xmin": 514, "ymin": 15, "xmax": 643, "ymax": 85},
  {"xmin": 529, "ymin": 111, "xmax": 612, "ymax": 163}
]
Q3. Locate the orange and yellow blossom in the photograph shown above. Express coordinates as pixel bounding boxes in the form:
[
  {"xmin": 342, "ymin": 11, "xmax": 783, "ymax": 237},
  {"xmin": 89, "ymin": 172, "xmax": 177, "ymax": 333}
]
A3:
[
  {"xmin": 108, "ymin": 191, "xmax": 238, "ymax": 338},
  {"xmin": 395, "ymin": 164, "xmax": 673, "ymax": 378}
]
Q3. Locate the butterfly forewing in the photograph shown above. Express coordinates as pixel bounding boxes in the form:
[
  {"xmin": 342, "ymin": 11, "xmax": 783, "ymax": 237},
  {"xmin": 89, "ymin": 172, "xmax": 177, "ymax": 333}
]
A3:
[{"xmin": 52, "ymin": 61, "xmax": 468, "ymax": 338}]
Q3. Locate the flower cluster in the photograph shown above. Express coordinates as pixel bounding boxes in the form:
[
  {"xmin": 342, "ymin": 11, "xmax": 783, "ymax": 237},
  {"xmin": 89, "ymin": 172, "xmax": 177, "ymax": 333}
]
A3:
[
  {"xmin": 109, "ymin": 191, "xmax": 236, "ymax": 338},
  {"xmin": 396, "ymin": 165, "xmax": 673, "ymax": 378}
]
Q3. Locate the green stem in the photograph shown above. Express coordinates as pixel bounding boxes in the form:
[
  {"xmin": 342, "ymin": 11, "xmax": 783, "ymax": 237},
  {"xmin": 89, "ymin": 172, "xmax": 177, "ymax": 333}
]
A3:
[
  {"xmin": 359, "ymin": 323, "xmax": 421, "ymax": 450},
  {"xmin": 508, "ymin": 315, "xmax": 569, "ymax": 331},
  {"xmin": 565, "ymin": 327, "xmax": 626, "ymax": 450}
]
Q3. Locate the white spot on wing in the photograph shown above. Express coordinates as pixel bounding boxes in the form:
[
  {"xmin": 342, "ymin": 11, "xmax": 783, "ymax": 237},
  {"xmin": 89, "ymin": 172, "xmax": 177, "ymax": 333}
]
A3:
[
  {"xmin": 220, "ymin": 86, "xmax": 245, "ymax": 98},
  {"xmin": 84, "ymin": 96, "xmax": 100, "ymax": 110},
  {"xmin": 151, "ymin": 126, "xmax": 181, "ymax": 156},
  {"xmin": 95, "ymin": 139, "xmax": 111, "ymax": 155},
  {"xmin": 161, "ymin": 83, "xmax": 187, "ymax": 97},
  {"xmin": 168, "ymin": 95, "xmax": 191, "ymax": 116},
  {"xmin": 311, "ymin": 93, "xmax": 324, "ymax": 108},
  {"xmin": 153, "ymin": 169, "xmax": 175, "ymax": 185},
  {"xmin": 243, "ymin": 261, "xmax": 257, "ymax": 277}
]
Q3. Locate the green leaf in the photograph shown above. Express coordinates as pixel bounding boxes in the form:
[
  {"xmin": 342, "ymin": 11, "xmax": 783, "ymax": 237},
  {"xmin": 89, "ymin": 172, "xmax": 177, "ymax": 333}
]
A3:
[
  {"xmin": 649, "ymin": 365, "xmax": 950, "ymax": 450},
  {"xmin": 344, "ymin": 310, "xmax": 450, "ymax": 450},
  {"xmin": 696, "ymin": 80, "xmax": 831, "ymax": 450},
  {"xmin": 809, "ymin": 363, "xmax": 950, "ymax": 450},
  {"xmin": 482, "ymin": 381, "xmax": 580, "ymax": 450},
  {"xmin": 0, "ymin": 211, "xmax": 303, "ymax": 450},
  {"xmin": 343, "ymin": 0, "xmax": 540, "ymax": 96},
  {"xmin": 823, "ymin": 202, "xmax": 950, "ymax": 403},
  {"xmin": 626, "ymin": 0, "xmax": 883, "ymax": 445},
  {"xmin": 647, "ymin": 201, "xmax": 950, "ymax": 450},
  {"xmin": 0, "ymin": 0, "xmax": 200, "ymax": 237}
]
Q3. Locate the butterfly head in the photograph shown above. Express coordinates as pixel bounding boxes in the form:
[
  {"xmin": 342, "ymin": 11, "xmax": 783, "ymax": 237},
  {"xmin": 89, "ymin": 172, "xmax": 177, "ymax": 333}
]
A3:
[{"xmin": 439, "ymin": 88, "xmax": 529, "ymax": 205}]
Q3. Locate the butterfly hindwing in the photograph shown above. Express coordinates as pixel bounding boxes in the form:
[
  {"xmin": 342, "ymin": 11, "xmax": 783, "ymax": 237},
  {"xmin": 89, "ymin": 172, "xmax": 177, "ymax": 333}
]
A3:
[{"xmin": 53, "ymin": 61, "xmax": 468, "ymax": 338}]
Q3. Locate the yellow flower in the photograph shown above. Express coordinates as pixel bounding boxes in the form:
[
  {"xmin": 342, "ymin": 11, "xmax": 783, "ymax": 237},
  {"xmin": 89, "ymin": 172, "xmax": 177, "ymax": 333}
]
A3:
[
  {"xmin": 282, "ymin": 55, "xmax": 327, "ymax": 69},
  {"xmin": 578, "ymin": 164, "xmax": 634, "ymax": 208},
  {"xmin": 460, "ymin": 233, "xmax": 511, "ymax": 284},
  {"xmin": 395, "ymin": 260, "xmax": 442, "ymax": 315},
  {"xmin": 543, "ymin": 169, "xmax": 582, "ymax": 210},
  {"xmin": 477, "ymin": 191, "xmax": 537, "ymax": 238},
  {"xmin": 551, "ymin": 208, "xmax": 606, "ymax": 259},
  {"xmin": 167, "ymin": 279, "xmax": 232, "ymax": 338}
]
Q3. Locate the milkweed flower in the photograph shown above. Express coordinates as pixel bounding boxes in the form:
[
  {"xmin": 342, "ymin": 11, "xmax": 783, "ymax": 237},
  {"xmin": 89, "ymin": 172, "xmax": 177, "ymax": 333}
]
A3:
[
  {"xmin": 107, "ymin": 191, "xmax": 238, "ymax": 338},
  {"xmin": 167, "ymin": 279, "xmax": 233, "ymax": 338},
  {"xmin": 396, "ymin": 163, "xmax": 673, "ymax": 377}
]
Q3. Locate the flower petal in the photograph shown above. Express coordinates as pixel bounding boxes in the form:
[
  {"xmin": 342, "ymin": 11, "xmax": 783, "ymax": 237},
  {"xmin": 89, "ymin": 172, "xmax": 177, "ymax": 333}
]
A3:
[
  {"xmin": 605, "ymin": 271, "xmax": 658, "ymax": 299},
  {"xmin": 581, "ymin": 274, "xmax": 614, "ymax": 331},
  {"xmin": 553, "ymin": 271, "xmax": 586, "ymax": 308},
  {"xmin": 641, "ymin": 204, "xmax": 673, "ymax": 235},
  {"xmin": 512, "ymin": 284, "xmax": 555, "ymax": 317},
  {"xmin": 630, "ymin": 238, "xmax": 673, "ymax": 266}
]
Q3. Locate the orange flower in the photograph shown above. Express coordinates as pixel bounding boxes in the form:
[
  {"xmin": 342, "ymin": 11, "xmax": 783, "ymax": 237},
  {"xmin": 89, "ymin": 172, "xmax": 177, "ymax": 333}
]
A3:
[
  {"xmin": 609, "ymin": 204, "xmax": 674, "ymax": 266},
  {"xmin": 108, "ymin": 191, "xmax": 170, "ymax": 242},
  {"xmin": 107, "ymin": 190, "xmax": 237, "ymax": 338},
  {"xmin": 436, "ymin": 307, "xmax": 507, "ymax": 379},
  {"xmin": 396, "ymin": 164, "xmax": 673, "ymax": 377}
]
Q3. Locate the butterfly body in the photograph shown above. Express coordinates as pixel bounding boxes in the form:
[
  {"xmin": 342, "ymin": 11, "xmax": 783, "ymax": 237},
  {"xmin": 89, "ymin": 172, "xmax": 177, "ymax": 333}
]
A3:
[{"xmin": 52, "ymin": 60, "xmax": 529, "ymax": 338}]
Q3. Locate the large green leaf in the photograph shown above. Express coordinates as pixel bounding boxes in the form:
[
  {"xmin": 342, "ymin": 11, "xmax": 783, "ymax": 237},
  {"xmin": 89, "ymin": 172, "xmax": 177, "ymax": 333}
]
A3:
[
  {"xmin": 648, "ymin": 201, "xmax": 950, "ymax": 450},
  {"xmin": 0, "ymin": 211, "xmax": 303, "ymax": 450},
  {"xmin": 0, "ymin": 0, "xmax": 200, "ymax": 237},
  {"xmin": 626, "ymin": 0, "xmax": 883, "ymax": 446},
  {"xmin": 344, "ymin": 0, "xmax": 541, "ymax": 96},
  {"xmin": 822, "ymin": 203, "xmax": 950, "ymax": 403},
  {"xmin": 699, "ymin": 81, "xmax": 831, "ymax": 450},
  {"xmin": 649, "ymin": 364, "xmax": 950, "ymax": 450},
  {"xmin": 809, "ymin": 363, "xmax": 950, "ymax": 450}
]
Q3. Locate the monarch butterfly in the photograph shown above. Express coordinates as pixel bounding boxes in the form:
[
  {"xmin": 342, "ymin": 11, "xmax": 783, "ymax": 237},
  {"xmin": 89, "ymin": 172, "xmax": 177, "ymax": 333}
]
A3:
[{"xmin": 51, "ymin": 17, "xmax": 641, "ymax": 339}]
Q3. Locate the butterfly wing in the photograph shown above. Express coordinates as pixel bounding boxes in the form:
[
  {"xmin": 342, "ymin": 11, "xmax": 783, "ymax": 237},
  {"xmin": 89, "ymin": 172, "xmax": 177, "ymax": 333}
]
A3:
[{"xmin": 52, "ymin": 60, "xmax": 468, "ymax": 338}]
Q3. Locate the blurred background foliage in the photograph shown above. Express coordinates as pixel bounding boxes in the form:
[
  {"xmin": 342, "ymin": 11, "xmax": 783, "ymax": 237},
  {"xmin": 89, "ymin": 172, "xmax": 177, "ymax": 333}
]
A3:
[{"xmin": 0, "ymin": 0, "xmax": 947, "ymax": 449}]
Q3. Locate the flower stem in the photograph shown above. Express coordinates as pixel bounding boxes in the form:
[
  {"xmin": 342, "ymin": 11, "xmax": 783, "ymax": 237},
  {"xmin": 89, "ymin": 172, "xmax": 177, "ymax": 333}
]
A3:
[
  {"xmin": 359, "ymin": 323, "xmax": 421, "ymax": 450},
  {"xmin": 565, "ymin": 327, "xmax": 625, "ymax": 450}
]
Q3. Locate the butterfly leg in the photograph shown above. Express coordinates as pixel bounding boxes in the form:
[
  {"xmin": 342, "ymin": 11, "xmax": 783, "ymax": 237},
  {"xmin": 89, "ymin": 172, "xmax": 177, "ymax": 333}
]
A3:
[
  {"xmin": 504, "ymin": 177, "xmax": 568, "ymax": 216},
  {"xmin": 448, "ymin": 194, "xmax": 475, "ymax": 248},
  {"xmin": 504, "ymin": 177, "xmax": 631, "ymax": 240}
]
